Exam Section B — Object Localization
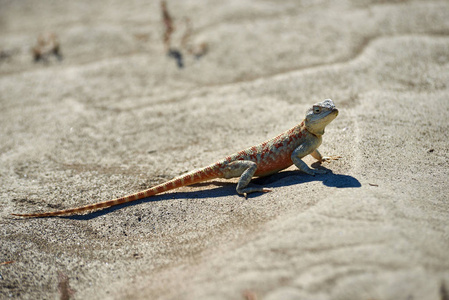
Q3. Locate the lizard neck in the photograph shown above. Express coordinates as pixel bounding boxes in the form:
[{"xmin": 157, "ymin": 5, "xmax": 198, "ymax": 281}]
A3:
[
  {"xmin": 305, "ymin": 127, "xmax": 323, "ymax": 137},
  {"xmin": 303, "ymin": 119, "xmax": 325, "ymax": 137}
]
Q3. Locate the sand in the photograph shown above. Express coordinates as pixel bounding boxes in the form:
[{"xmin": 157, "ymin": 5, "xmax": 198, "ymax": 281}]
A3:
[{"xmin": 1, "ymin": 1, "xmax": 448, "ymax": 299}]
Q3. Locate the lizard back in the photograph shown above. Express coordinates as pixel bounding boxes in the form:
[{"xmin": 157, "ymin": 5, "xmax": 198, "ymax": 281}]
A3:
[{"xmin": 215, "ymin": 121, "xmax": 309, "ymax": 177}]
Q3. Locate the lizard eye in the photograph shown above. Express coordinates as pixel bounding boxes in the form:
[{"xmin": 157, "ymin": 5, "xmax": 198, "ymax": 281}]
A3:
[{"xmin": 313, "ymin": 106, "xmax": 321, "ymax": 114}]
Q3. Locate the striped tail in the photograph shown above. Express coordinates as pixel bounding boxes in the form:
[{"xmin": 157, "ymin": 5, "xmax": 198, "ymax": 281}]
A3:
[{"xmin": 11, "ymin": 164, "xmax": 221, "ymax": 218}]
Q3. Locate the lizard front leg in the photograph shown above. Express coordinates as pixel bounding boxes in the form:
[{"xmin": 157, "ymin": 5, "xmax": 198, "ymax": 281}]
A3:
[
  {"xmin": 291, "ymin": 144, "xmax": 326, "ymax": 175},
  {"xmin": 223, "ymin": 160, "xmax": 271, "ymax": 197}
]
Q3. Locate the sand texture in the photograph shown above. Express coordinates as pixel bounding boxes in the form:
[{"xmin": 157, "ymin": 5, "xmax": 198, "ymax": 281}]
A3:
[{"xmin": 1, "ymin": 1, "xmax": 449, "ymax": 299}]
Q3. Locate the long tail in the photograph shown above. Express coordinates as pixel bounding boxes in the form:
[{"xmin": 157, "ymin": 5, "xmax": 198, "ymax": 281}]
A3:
[{"xmin": 12, "ymin": 165, "xmax": 221, "ymax": 218}]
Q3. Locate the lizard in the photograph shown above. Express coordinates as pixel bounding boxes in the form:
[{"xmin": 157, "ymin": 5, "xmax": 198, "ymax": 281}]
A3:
[{"xmin": 12, "ymin": 99, "xmax": 339, "ymax": 218}]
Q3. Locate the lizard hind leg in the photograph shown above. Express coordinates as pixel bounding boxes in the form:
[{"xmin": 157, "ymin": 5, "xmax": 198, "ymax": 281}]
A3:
[{"xmin": 223, "ymin": 160, "xmax": 271, "ymax": 197}]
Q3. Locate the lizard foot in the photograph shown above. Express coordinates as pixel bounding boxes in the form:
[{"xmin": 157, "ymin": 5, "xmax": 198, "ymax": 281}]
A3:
[
  {"xmin": 242, "ymin": 188, "xmax": 272, "ymax": 199},
  {"xmin": 321, "ymin": 155, "xmax": 341, "ymax": 164}
]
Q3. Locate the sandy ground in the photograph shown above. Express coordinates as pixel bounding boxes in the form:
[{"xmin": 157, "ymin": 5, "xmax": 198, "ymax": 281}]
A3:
[{"xmin": 1, "ymin": 1, "xmax": 449, "ymax": 299}]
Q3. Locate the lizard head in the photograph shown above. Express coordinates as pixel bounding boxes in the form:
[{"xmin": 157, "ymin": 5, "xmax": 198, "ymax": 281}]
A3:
[{"xmin": 304, "ymin": 99, "xmax": 338, "ymax": 136}]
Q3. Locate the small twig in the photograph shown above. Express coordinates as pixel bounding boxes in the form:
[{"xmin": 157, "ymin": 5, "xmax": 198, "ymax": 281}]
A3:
[
  {"xmin": 0, "ymin": 260, "xmax": 15, "ymax": 265},
  {"xmin": 160, "ymin": 1, "xmax": 208, "ymax": 68},
  {"xmin": 161, "ymin": 0, "xmax": 175, "ymax": 51}
]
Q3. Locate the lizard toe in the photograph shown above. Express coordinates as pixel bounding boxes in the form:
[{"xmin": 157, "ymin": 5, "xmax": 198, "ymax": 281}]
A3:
[{"xmin": 321, "ymin": 155, "xmax": 341, "ymax": 163}]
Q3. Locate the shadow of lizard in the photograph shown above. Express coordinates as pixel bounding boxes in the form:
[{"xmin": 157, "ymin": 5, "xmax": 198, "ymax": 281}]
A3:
[{"xmin": 62, "ymin": 169, "xmax": 360, "ymax": 221}]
